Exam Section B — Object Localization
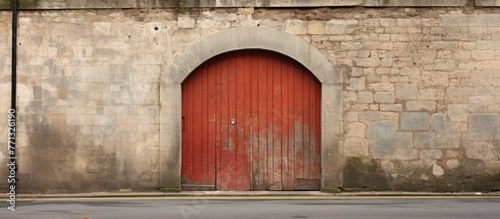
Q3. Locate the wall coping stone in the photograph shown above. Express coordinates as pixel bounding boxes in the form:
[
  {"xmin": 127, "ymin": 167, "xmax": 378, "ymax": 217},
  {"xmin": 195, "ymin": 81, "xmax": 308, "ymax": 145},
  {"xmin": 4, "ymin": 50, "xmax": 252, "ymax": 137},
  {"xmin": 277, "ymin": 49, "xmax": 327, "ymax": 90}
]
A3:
[
  {"xmin": 0, "ymin": 0, "xmax": 497, "ymax": 10},
  {"xmin": 475, "ymin": 0, "xmax": 500, "ymax": 7}
]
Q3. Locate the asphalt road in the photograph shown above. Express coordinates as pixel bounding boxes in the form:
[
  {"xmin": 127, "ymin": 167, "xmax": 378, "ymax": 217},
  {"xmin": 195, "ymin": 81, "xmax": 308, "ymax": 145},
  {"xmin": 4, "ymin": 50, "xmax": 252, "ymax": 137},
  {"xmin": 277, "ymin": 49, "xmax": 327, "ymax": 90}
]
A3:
[{"xmin": 1, "ymin": 197, "xmax": 499, "ymax": 219}]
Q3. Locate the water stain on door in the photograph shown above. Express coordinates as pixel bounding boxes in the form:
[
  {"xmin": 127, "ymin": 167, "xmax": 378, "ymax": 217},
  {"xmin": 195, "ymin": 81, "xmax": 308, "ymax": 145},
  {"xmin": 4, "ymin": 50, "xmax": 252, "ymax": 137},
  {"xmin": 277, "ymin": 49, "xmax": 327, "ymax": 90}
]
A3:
[{"xmin": 181, "ymin": 50, "xmax": 321, "ymax": 191}]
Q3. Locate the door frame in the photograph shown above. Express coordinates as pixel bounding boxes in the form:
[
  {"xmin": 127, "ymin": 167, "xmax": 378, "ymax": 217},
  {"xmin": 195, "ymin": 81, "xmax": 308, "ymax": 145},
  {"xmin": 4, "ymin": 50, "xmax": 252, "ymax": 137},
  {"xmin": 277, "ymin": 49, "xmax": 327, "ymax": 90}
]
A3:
[{"xmin": 159, "ymin": 27, "xmax": 343, "ymax": 192}]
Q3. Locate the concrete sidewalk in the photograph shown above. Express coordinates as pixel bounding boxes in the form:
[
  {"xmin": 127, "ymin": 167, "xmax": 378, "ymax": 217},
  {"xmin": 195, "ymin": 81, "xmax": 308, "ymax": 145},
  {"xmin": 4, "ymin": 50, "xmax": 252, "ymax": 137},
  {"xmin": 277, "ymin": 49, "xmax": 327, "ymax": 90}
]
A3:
[{"xmin": 3, "ymin": 191, "xmax": 500, "ymax": 199}]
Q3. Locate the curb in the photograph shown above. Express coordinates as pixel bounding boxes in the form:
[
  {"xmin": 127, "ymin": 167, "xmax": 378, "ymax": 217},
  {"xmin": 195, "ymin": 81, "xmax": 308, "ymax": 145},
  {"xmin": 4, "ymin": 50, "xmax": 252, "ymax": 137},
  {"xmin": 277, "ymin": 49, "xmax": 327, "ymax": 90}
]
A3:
[{"xmin": 2, "ymin": 191, "xmax": 500, "ymax": 199}]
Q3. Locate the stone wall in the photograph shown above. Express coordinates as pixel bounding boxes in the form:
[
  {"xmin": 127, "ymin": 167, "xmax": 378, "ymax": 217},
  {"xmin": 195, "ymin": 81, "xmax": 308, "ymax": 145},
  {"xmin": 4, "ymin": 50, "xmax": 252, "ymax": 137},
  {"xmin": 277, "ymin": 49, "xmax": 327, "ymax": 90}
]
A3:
[
  {"xmin": 0, "ymin": 3, "xmax": 500, "ymax": 193},
  {"xmin": 2, "ymin": 0, "xmax": 500, "ymax": 9},
  {"xmin": 332, "ymin": 8, "xmax": 500, "ymax": 191}
]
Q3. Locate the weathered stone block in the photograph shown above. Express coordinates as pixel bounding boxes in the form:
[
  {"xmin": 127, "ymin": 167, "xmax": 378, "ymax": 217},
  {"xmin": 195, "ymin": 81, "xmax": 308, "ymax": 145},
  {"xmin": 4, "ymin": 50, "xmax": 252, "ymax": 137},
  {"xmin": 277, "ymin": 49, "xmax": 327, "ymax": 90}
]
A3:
[
  {"xmin": 286, "ymin": 20, "xmax": 308, "ymax": 34},
  {"xmin": 447, "ymin": 104, "xmax": 468, "ymax": 122},
  {"xmin": 421, "ymin": 150, "xmax": 443, "ymax": 160},
  {"xmin": 435, "ymin": 51, "xmax": 450, "ymax": 59},
  {"xmin": 345, "ymin": 91, "xmax": 358, "ymax": 103},
  {"xmin": 346, "ymin": 122, "xmax": 366, "ymax": 138},
  {"xmin": 439, "ymin": 14, "xmax": 459, "ymax": 26},
  {"xmin": 380, "ymin": 104, "xmax": 403, "ymax": 112},
  {"xmin": 465, "ymin": 142, "xmax": 498, "ymax": 160},
  {"xmin": 395, "ymin": 83, "xmax": 417, "ymax": 100},
  {"xmin": 430, "ymin": 41, "xmax": 458, "ymax": 50},
  {"xmin": 369, "ymin": 82, "xmax": 394, "ymax": 91},
  {"xmin": 435, "ymin": 137, "xmax": 461, "ymax": 148},
  {"xmin": 433, "ymin": 164, "xmax": 444, "ymax": 176},
  {"xmin": 354, "ymin": 58, "xmax": 381, "ymax": 67},
  {"xmin": 358, "ymin": 91, "xmax": 373, "ymax": 103},
  {"xmin": 308, "ymin": 21, "xmax": 325, "ymax": 34},
  {"xmin": 368, "ymin": 120, "xmax": 397, "ymax": 158},
  {"xmin": 459, "ymin": 14, "xmax": 480, "ymax": 26},
  {"xmin": 350, "ymin": 67, "xmax": 363, "ymax": 77},
  {"xmin": 268, "ymin": 0, "xmax": 365, "ymax": 7},
  {"xmin": 445, "ymin": 150, "xmax": 461, "ymax": 159},
  {"xmin": 401, "ymin": 112, "xmax": 429, "ymax": 131},
  {"xmin": 395, "ymin": 149, "xmax": 418, "ymax": 160},
  {"xmin": 406, "ymin": 101, "xmax": 437, "ymax": 111},
  {"xmin": 374, "ymin": 92, "xmax": 395, "ymax": 103},
  {"xmin": 326, "ymin": 20, "xmax": 347, "ymax": 35},
  {"xmin": 347, "ymin": 77, "xmax": 366, "ymax": 91},
  {"xmin": 344, "ymin": 138, "xmax": 370, "ymax": 157},
  {"xmin": 418, "ymin": 89, "xmax": 445, "ymax": 100},
  {"xmin": 471, "ymin": 50, "xmax": 495, "ymax": 60},
  {"xmin": 475, "ymin": 0, "xmax": 500, "ymax": 7},
  {"xmin": 390, "ymin": 76, "xmax": 409, "ymax": 83},
  {"xmin": 467, "ymin": 113, "xmax": 499, "ymax": 140},
  {"xmin": 422, "ymin": 71, "xmax": 449, "ymax": 86},
  {"xmin": 483, "ymin": 60, "xmax": 500, "ymax": 70},
  {"xmin": 345, "ymin": 112, "xmax": 359, "ymax": 122},
  {"xmin": 351, "ymin": 104, "xmax": 369, "ymax": 111},
  {"xmin": 474, "ymin": 87, "xmax": 496, "ymax": 95},
  {"xmin": 379, "ymin": 18, "xmax": 396, "ymax": 27},
  {"xmin": 82, "ymin": 66, "xmax": 113, "ymax": 82},
  {"xmin": 447, "ymin": 159, "xmax": 460, "ymax": 169},
  {"xmin": 359, "ymin": 112, "xmax": 384, "ymax": 122},
  {"xmin": 369, "ymin": 104, "xmax": 379, "ymax": 111},
  {"xmin": 415, "ymin": 132, "xmax": 435, "ymax": 148},
  {"xmin": 469, "ymin": 95, "xmax": 496, "ymax": 105},
  {"xmin": 431, "ymin": 113, "xmax": 446, "ymax": 134},
  {"xmin": 68, "ymin": 0, "xmax": 137, "ymax": 8},
  {"xmin": 447, "ymin": 87, "xmax": 474, "ymax": 97},
  {"xmin": 377, "ymin": 0, "xmax": 466, "ymax": 7},
  {"xmin": 392, "ymin": 132, "xmax": 413, "ymax": 148},
  {"xmin": 476, "ymin": 0, "xmax": 500, "ymax": 7},
  {"xmin": 479, "ymin": 14, "xmax": 500, "ymax": 27},
  {"xmin": 93, "ymin": 115, "xmax": 116, "ymax": 126},
  {"xmin": 363, "ymin": 0, "xmax": 379, "ymax": 6}
]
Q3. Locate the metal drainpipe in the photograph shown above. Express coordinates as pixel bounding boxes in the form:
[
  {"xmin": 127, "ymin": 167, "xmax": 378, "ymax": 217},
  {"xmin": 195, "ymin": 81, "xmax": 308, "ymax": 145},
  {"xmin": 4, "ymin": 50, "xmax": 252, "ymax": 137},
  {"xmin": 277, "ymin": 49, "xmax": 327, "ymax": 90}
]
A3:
[{"xmin": 9, "ymin": 0, "xmax": 18, "ymax": 192}]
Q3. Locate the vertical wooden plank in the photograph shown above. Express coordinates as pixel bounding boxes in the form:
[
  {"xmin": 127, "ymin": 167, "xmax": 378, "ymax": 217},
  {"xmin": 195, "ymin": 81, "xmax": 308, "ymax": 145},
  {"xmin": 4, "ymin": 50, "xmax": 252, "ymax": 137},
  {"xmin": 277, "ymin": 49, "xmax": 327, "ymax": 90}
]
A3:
[
  {"xmin": 227, "ymin": 53, "xmax": 238, "ymax": 190},
  {"xmin": 207, "ymin": 59, "xmax": 217, "ymax": 185},
  {"xmin": 250, "ymin": 51, "xmax": 261, "ymax": 190},
  {"xmin": 201, "ymin": 65, "xmax": 208, "ymax": 183},
  {"xmin": 215, "ymin": 56, "xmax": 222, "ymax": 190},
  {"xmin": 239, "ymin": 52, "xmax": 251, "ymax": 190},
  {"xmin": 266, "ymin": 52, "xmax": 275, "ymax": 190},
  {"xmin": 272, "ymin": 53, "xmax": 283, "ymax": 190},
  {"xmin": 218, "ymin": 55, "xmax": 230, "ymax": 190},
  {"xmin": 288, "ymin": 58, "xmax": 297, "ymax": 191},
  {"xmin": 294, "ymin": 61, "xmax": 304, "ymax": 186},
  {"xmin": 188, "ymin": 72, "xmax": 195, "ymax": 182},
  {"xmin": 257, "ymin": 51, "xmax": 269, "ymax": 190},
  {"xmin": 281, "ymin": 57, "xmax": 293, "ymax": 190},
  {"xmin": 193, "ymin": 67, "xmax": 203, "ymax": 183},
  {"xmin": 302, "ymin": 67, "xmax": 311, "ymax": 181},
  {"xmin": 186, "ymin": 69, "xmax": 197, "ymax": 183}
]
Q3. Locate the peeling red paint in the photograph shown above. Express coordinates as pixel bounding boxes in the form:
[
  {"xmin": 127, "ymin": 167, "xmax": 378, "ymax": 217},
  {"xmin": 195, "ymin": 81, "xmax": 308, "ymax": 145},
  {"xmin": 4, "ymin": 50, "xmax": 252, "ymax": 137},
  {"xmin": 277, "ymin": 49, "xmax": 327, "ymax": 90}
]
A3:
[{"xmin": 181, "ymin": 50, "xmax": 321, "ymax": 191}]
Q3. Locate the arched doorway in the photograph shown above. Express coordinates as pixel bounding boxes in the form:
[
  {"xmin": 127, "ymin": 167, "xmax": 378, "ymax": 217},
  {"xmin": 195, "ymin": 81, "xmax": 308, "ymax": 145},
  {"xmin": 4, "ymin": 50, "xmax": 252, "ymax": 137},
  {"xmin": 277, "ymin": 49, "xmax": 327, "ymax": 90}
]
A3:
[
  {"xmin": 160, "ymin": 27, "xmax": 342, "ymax": 192},
  {"xmin": 181, "ymin": 50, "xmax": 321, "ymax": 191}
]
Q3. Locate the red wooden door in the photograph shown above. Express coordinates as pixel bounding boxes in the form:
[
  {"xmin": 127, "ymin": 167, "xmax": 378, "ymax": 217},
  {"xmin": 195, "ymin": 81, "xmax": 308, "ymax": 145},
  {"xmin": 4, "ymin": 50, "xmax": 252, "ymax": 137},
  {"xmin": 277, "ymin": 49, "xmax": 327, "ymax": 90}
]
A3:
[{"xmin": 181, "ymin": 50, "xmax": 321, "ymax": 191}]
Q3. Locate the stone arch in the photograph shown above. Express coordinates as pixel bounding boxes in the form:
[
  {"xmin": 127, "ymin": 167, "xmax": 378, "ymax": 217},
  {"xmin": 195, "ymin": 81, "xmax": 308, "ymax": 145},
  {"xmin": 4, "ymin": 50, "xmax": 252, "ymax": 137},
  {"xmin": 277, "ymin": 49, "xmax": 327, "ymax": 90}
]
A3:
[{"xmin": 159, "ymin": 27, "xmax": 343, "ymax": 192}]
